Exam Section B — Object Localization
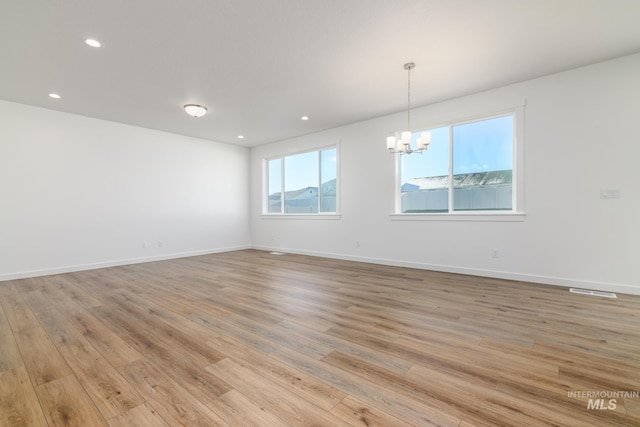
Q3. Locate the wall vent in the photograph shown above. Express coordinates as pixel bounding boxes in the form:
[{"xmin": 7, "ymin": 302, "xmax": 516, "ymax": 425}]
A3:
[{"xmin": 569, "ymin": 288, "xmax": 617, "ymax": 298}]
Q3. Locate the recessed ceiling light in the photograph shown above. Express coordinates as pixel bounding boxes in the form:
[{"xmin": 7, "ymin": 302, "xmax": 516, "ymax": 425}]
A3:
[
  {"xmin": 49, "ymin": 93, "xmax": 61, "ymax": 99},
  {"xmin": 85, "ymin": 38, "xmax": 102, "ymax": 48},
  {"xmin": 237, "ymin": 135, "xmax": 245, "ymax": 139},
  {"xmin": 301, "ymin": 116, "xmax": 309, "ymax": 121},
  {"xmin": 184, "ymin": 104, "xmax": 207, "ymax": 118}
]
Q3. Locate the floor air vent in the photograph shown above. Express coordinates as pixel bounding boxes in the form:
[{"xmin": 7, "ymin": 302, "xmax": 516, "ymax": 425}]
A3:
[{"xmin": 570, "ymin": 288, "xmax": 617, "ymax": 298}]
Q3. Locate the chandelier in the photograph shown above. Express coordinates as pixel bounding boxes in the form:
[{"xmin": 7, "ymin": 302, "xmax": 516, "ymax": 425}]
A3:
[{"xmin": 386, "ymin": 62, "xmax": 431, "ymax": 155}]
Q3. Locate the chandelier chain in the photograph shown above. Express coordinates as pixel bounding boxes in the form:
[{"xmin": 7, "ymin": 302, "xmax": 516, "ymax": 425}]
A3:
[{"xmin": 407, "ymin": 64, "xmax": 411, "ymax": 132}]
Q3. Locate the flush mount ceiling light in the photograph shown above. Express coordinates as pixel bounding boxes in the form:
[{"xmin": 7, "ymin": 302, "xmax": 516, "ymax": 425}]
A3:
[
  {"xmin": 184, "ymin": 104, "xmax": 207, "ymax": 118},
  {"xmin": 386, "ymin": 62, "xmax": 431, "ymax": 155},
  {"xmin": 301, "ymin": 116, "xmax": 309, "ymax": 121},
  {"xmin": 85, "ymin": 38, "xmax": 102, "ymax": 48},
  {"xmin": 48, "ymin": 93, "xmax": 61, "ymax": 99}
]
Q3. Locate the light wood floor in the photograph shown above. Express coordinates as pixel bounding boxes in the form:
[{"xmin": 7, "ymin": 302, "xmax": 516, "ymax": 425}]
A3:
[{"xmin": 1, "ymin": 250, "xmax": 639, "ymax": 426}]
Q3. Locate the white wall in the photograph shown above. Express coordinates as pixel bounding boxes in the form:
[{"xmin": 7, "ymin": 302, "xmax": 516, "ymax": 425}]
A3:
[
  {"xmin": 0, "ymin": 101, "xmax": 250, "ymax": 279},
  {"xmin": 250, "ymin": 53, "xmax": 640, "ymax": 295}
]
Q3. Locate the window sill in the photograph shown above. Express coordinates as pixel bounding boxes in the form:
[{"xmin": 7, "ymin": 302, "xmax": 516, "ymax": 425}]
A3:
[
  {"xmin": 261, "ymin": 213, "xmax": 342, "ymax": 220},
  {"xmin": 390, "ymin": 212, "xmax": 525, "ymax": 222}
]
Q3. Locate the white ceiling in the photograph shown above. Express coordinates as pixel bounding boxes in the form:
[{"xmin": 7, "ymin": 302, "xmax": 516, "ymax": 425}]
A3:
[{"xmin": 2, "ymin": 0, "xmax": 640, "ymax": 147}]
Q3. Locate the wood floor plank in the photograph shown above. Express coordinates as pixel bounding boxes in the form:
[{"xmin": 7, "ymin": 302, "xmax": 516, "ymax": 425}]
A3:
[
  {"xmin": 322, "ymin": 349, "xmax": 489, "ymax": 426},
  {"xmin": 93, "ymin": 290, "xmax": 225, "ymax": 368},
  {"xmin": 271, "ymin": 346, "xmax": 461, "ymax": 426},
  {"xmin": 407, "ymin": 363, "xmax": 573, "ymax": 427},
  {"xmin": 409, "ymin": 362, "xmax": 640, "ymax": 427},
  {"xmin": 625, "ymin": 399, "xmax": 640, "ymax": 419},
  {"xmin": 117, "ymin": 358, "xmax": 230, "ymax": 427},
  {"xmin": 4, "ymin": 249, "xmax": 640, "ymax": 426},
  {"xmin": 558, "ymin": 365, "xmax": 640, "ymax": 398},
  {"xmin": 0, "ymin": 285, "xmax": 41, "ymax": 332},
  {"xmin": 188, "ymin": 311, "xmax": 279, "ymax": 354},
  {"xmin": 36, "ymin": 275, "xmax": 103, "ymax": 310},
  {"xmin": 0, "ymin": 303, "xmax": 23, "ymax": 373},
  {"xmin": 207, "ymin": 335, "xmax": 347, "ymax": 411},
  {"xmin": 90, "ymin": 304, "xmax": 232, "ymax": 406},
  {"xmin": 130, "ymin": 287, "xmax": 231, "ymax": 320},
  {"xmin": 43, "ymin": 290, "xmax": 142, "ymax": 367},
  {"xmin": 26, "ymin": 306, "xmax": 83, "ymax": 349},
  {"xmin": 494, "ymin": 374, "xmax": 637, "ymax": 426},
  {"xmin": 275, "ymin": 320, "xmax": 413, "ymax": 375},
  {"xmin": 110, "ymin": 287, "xmax": 225, "ymax": 348},
  {"xmin": 107, "ymin": 402, "xmax": 170, "ymax": 427},
  {"xmin": 205, "ymin": 291, "xmax": 285, "ymax": 326},
  {"xmin": 206, "ymin": 357, "xmax": 353, "ymax": 427},
  {"xmin": 278, "ymin": 296, "xmax": 402, "ymax": 341},
  {"xmin": 224, "ymin": 313, "xmax": 335, "ymax": 359},
  {"xmin": 0, "ymin": 366, "xmax": 48, "ymax": 427},
  {"xmin": 56, "ymin": 338, "xmax": 144, "ymax": 419},
  {"xmin": 13, "ymin": 326, "xmax": 72, "ymax": 386},
  {"xmin": 210, "ymin": 390, "xmax": 289, "ymax": 427},
  {"xmin": 35, "ymin": 374, "xmax": 108, "ymax": 427},
  {"xmin": 330, "ymin": 395, "xmax": 414, "ymax": 427},
  {"xmin": 396, "ymin": 334, "xmax": 559, "ymax": 380},
  {"xmin": 483, "ymin": 336, "xmax": 640, "ymax": 377}
]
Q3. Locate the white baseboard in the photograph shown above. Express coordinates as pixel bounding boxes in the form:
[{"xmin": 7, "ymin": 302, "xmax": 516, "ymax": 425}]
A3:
[
  {"xmin": 4, "ymin": 244, "xmax": 637, "ymax": 297},
  {"xmin": 252, "ymin": 245, "xmax": 640, "ymax": 296},
  {"xmin": 0, "ymin": 245, "xmax": 251, "ymax": 282}
]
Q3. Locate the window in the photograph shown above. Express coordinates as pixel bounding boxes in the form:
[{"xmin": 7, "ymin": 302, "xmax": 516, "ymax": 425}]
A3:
[
  {"xmin": 265, "ymin": 146, "xmax": 337, "ymax": 214},
  {"xmin": 399, "ymin": 111, "xmax": 520, "ymax": 214}
]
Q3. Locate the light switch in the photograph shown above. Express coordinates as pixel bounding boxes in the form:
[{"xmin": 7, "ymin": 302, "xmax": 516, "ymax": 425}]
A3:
[{"xmin": 600, "ymin": 188, "xmax": 621, "ymax": 199}]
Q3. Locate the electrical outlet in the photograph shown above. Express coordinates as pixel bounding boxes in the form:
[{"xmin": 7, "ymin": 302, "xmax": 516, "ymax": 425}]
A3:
[
  {"xmin": 492, "ymin": 249, "xmax": 499, "ymax": 259},
  {"xmin": 158, "ymin": 241, "xmax": 163, "ymax": 247},
  {"xmin": 355, "ymin": 241, "xmax": 361, "ymax": 247},
  {"xmin": 142, "ymin": 241, "xmax": 148, "ymax": 248}
]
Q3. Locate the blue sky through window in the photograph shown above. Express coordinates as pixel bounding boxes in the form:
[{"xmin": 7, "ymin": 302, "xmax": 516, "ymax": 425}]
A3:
[
  {"xmin": 453, "ymin": 115, "xmax": 512, "ymax": 175},
  {"xmin": 320, "ymin": 148, "xmax": 337, "ymax": 185},
  {"xmin": 402, "ymin": 126, "xmax": 449, "ymax": 183},
  {"xmin": 269, "ymin": 148, "xmax": 337, "ymax": 196},
  {"xmin": 285, "ymin": 151, "xmax": 318, "ymax": 192},
  {"xmin": 401, "ymin": 114, "xmax": 512, "ymax": 184}
]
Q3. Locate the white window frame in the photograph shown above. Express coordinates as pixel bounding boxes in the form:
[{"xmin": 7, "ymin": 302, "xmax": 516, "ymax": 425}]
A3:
[
  {"xmin": 392, "ymin": 106, "xmax": 525, "ymax": 222},
  {"xmin": 262, "ymin": 144, "xmax": 340, "ymax": 218}
]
